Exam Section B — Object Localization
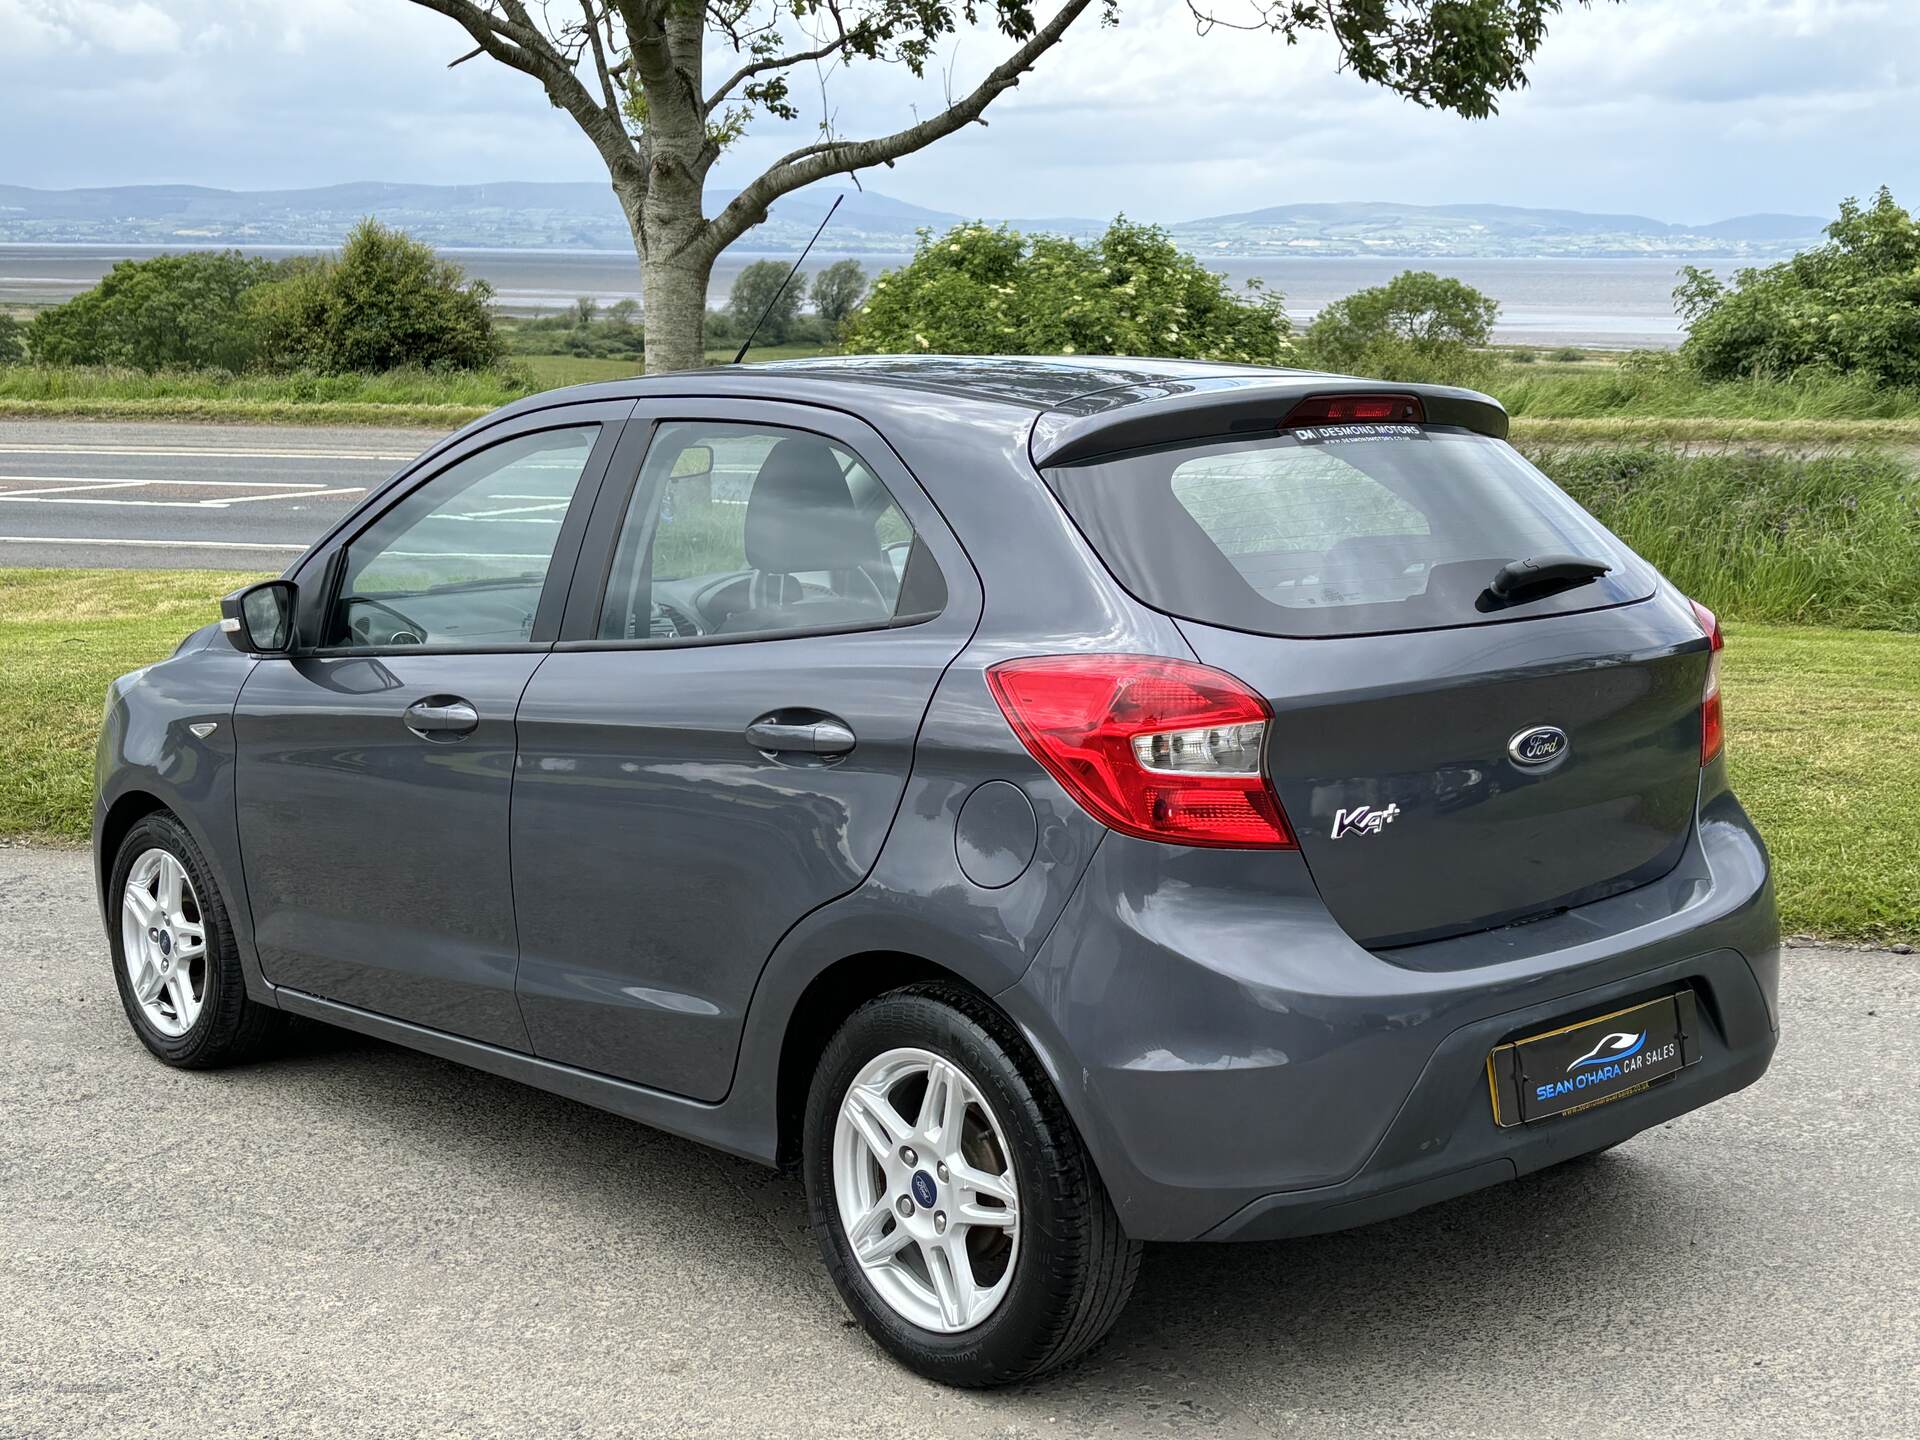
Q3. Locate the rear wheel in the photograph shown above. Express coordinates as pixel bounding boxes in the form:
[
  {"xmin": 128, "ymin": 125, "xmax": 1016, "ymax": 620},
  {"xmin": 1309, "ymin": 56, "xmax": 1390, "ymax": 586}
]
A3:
[
  {"xmin": 804, "ymin": 986, "xmax": 1140, "ymax": 1387},
  {"xmin": 109, "ymin": 811, "xmax": 282, "ymax": 1068}
]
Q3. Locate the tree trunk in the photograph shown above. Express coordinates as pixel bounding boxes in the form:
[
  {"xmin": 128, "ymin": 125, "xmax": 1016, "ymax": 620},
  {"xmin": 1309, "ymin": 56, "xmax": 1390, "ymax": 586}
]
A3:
[{"xmin": 642, "ymin": 250, "xmax": 713, "ymax": 374}]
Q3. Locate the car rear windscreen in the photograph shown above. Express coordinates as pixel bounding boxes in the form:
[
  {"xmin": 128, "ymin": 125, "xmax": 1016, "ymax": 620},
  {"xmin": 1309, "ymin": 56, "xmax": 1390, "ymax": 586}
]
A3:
[{"xmin": 1043, "ymin": 426, "xmax": 1656, "ymax": 638}]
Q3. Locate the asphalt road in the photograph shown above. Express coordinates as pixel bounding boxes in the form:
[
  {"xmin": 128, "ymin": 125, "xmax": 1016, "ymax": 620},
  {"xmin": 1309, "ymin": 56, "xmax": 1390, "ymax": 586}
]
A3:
[
  {"xmin": 0, "ymin": 421, "xmax": 445, "ymax": 570},
  {"xmin": 2, "ymin": 844, "xmax": 1914, "ymax": 1438}
]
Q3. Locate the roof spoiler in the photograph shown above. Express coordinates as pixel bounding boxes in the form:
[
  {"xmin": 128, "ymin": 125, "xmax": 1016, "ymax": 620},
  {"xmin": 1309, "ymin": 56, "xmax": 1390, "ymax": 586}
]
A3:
[{"xmin": 1030, "ymin": 377, "xmax": 1510, "ymax": 469}]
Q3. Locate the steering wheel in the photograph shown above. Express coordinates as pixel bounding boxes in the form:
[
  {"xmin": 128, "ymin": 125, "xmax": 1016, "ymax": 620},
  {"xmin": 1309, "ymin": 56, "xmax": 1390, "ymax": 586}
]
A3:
[{"xmin": 341, "ymin": 595, "xmax": 428, "ymax": 647}]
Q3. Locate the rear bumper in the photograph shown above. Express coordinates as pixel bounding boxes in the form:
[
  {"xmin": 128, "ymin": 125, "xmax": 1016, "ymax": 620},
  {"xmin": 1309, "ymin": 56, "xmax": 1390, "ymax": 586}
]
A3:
[{"xmin": 1001, "ymin": 780, "xmax": 1779, "ymax": 1242}]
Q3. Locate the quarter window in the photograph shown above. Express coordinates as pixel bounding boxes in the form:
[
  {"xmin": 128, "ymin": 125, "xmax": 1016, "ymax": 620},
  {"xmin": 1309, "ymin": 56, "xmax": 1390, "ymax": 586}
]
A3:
[
  {"xmin": 597, "ymin": 421, "xmax": 929, "ymax": 642},
  {"xmin": 328, "ymin": 426, "xmax": 600, "ymax": 649}
]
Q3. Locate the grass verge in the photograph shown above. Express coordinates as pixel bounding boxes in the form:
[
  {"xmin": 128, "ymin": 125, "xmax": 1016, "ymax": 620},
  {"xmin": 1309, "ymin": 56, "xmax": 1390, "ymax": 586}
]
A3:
[
  {"xmin": 1529, "ymin": 446, "xmax": 1920, "ymax": 631},
  {"xmin": 1, "ymin": 568, "xmax": 1913, "ymax": 944}
]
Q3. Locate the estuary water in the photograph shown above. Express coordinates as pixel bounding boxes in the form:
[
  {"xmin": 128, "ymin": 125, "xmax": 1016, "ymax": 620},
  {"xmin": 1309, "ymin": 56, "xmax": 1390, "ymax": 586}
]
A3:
[{"xmin": 0, "ymin": 245, "xmax": 1725, "ymax": 349}]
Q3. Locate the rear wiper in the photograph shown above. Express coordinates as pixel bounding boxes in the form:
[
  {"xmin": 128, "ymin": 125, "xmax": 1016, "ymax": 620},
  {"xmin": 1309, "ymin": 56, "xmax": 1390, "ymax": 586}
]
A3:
[{"xmin": 1486, "ymin": 553, "xmax": 1611, "ymax": 602}]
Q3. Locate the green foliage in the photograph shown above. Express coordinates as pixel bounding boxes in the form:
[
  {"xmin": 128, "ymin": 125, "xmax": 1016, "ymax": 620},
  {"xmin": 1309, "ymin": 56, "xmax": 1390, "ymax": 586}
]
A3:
[
  {"xmin": 810, "ymin": 259, "xmax": 869, "ymax": 331},
  {"xmin": 1530, "ymin": 445, "xmax": 1920, "ymax": 630},
  {"xmin": 250, "ymin": 219, "xmax": 502, "ymax": 373},
  {"xmin": 25, "ymin": 251, "xmax": 287, "ymax": 371},
  {"xmin": 1303, "ymin": 269, "xmax": 1500, "ymax": 378},
  {"xmin": 1494, "ymin": 348, "xmax": 1920, "ymax": 421},
  {"xmin": 842, "ymin": 220, "xmax": 1290, "ymax": 363},
  {"xmin": 1678, "ymin": 188, "xmax": 1920, "ymax": 385},
  {"xmin": 728, "ymin": 259, "xmax": 805, "ymax": 346},
  {"xmin": 1549, "ymin": 346, "xmax": 1588, "ymax": 362},
  {"xmin": 0, "ymin": 312, "xmax": 26, "ymax": 362}
]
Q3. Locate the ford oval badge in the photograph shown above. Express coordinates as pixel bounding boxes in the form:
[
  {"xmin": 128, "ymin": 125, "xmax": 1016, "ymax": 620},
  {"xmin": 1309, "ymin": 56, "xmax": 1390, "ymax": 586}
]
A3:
[{"xmin": 1508, "ymin": 725, "xmax": 1568, "ymax": 766}]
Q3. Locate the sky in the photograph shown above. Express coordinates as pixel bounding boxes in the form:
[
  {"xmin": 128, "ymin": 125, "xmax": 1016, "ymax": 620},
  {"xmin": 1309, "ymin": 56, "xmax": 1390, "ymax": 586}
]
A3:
[{"xmin": 0, "ymin": 0, "xmax": 1913, "ymax": 224}]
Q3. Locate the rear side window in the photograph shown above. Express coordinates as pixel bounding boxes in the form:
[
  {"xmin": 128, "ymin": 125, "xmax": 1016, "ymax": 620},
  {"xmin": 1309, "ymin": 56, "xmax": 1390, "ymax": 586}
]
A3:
[
  {"xmin": 596, "ymin": 421, "xmax": 940, "ymax": 642},
  {"xmin": 1046, "ymin": 428, "xmax": 1653, "ymax": 637}
]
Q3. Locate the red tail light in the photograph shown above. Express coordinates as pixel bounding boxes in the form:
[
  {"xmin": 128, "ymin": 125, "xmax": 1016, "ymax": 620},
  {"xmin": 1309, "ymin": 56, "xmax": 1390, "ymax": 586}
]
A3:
[
  {"xmin": 1284, "ymin": 393, "xmax": 1425, "ymax": 425},
  {"xmin": 1689, "ymin": 599, "xmax": 1725, "ymax": 763},
  {"xmin": 985, "ymin": 655, "xmax": 1295, "ymax": 849}
]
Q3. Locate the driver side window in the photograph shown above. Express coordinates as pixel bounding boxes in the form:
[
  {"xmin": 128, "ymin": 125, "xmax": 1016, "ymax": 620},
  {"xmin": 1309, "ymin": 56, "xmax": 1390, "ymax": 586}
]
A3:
[
  {"xmin": 597, "ymin": 421, "xmax": 923, "ymax": 642},
  {"xmin": 328, "ymin": 426, "xmax": 600, "ymax": 649}
]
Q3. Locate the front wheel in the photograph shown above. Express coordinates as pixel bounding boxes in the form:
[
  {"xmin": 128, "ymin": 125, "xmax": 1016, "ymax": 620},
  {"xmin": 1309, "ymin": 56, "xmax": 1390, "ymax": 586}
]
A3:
[
  {"xmin": 108, "ymin": 811, "xmax": 282, "ymax": 1068},
  {"xmin": 804, "ymin": 986, "xmax": 1141, "ymax": 1387}
]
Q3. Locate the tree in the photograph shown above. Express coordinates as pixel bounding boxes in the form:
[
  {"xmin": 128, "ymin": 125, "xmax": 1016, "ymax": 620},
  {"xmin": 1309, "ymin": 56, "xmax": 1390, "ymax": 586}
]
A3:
[
  {"xmin": 606, "ymin": 297, "xmax": 640, "ymax": 330},
  {"xmin": 0, "ymin": 312, "xmax": 25, "ymax": 363},
  {"xmin": 842, "ymin": 219, "xmax": 1289, "ymax": 362},
  {"xmin": 1677, "ymin": 188, "xmax": 1920, "ymax": 385},
  {"xmin": 810, "ymin": 259, "xmax": 869, "ymax": 331},
  {"xmin": 405, "ymin": 1, "xmax": 1599, "ymax": 373},
  {"xmin": 572, "ymin": 295, "xmax": 601, "ymax": 327},
  {"xmin": 1303, "ymin": 269, "xmax": 1500, "ymax": 372},
  {"xmin": 26, "ymin": 251, "xmax": 284, "ymax": 371},
  {"xmin": 251, "ymin": 218, "xmax": 503, "ymax": 373},
  {"xmin": 727, "ymin": 258, "xmax": 804, "ymax": 345}
]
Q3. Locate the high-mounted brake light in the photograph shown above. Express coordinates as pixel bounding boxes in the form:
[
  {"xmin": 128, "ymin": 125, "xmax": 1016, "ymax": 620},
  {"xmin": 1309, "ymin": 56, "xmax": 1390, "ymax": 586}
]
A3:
[
  {"xmin": 1284, "ymin": 393, "xmax": 1425, "ymax": 426},
  {"xmin": 1689, "ymin": 598, "xmax": 1725, "ymax": 764},
  {"xmin": 985, "ymin": 655, "xmax": 1295, "ymax": 849}
]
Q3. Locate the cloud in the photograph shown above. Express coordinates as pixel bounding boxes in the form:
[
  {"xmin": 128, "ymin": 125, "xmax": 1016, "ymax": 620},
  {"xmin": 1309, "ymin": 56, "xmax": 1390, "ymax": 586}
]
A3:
[{"xmin": 0, "ymin": 0, "xmax": 1912, "ymax": 224}]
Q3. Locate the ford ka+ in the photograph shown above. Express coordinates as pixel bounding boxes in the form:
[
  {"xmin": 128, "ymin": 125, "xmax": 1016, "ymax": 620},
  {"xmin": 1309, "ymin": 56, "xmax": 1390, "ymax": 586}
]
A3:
[{"xmin": 95, "ymin": 356, "xmax": 1779, "ymax": 1387}]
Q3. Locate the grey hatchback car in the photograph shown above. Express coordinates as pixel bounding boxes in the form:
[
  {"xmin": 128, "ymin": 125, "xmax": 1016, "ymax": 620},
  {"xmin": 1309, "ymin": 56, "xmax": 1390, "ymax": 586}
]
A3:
[{"xmin": 96, "ymin": 356, "xmax": 1778, "ymax": 1386}]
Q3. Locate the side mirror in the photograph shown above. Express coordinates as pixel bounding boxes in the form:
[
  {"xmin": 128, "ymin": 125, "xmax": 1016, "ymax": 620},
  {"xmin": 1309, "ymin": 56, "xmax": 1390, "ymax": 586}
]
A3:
[
  {"xmin": 671, "ymin": 444, "xmax": 715, "ymax": 482},
  {"xmin": 220, "ymin": 580, "xmax": 297, "ymax": 655}
]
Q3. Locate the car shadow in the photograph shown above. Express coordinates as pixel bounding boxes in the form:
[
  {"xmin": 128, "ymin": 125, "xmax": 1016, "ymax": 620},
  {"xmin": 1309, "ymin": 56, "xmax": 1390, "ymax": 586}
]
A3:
[{"xmin": 243, "ymin": 1023, "xmax": 1726, "ymax": 1425}]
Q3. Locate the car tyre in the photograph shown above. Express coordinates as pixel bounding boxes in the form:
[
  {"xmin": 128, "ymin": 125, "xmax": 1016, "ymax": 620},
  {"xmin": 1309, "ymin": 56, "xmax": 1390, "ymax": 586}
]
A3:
[
  {"xmin": 108, "ymin": 811, "xmax": 283, "ymax": 1068},
  {"xmin": 804, "ymin": 984, "xmax": 1141, "ymax": 1387}
]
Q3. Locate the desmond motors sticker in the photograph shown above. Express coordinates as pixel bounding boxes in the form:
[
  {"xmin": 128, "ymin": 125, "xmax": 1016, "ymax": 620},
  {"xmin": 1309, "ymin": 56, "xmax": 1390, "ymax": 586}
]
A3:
[{"xmin": 1292, "ymin": 423, "xmax": 1426, "ymax": 444}]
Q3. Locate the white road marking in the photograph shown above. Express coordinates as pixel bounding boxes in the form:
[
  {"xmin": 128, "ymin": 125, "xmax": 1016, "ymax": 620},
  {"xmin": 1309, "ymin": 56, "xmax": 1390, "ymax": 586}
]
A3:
[
  {"xmin": 0, "ymin": 444, "xmax": 417, "ymax": 461},
  {"xmin": 0, "ymin": 481, "xmax": 149, "ymax": 497},
  {"xmin": 0, "ymin": 481, "xmax": 337, "ymax": 495},
  {"xmin": 0, "ymin": 486, "xmax": 365, "ymax": 509},
  {"xmin": 0, "ymin": 535, "xmax": 307, "ymax": 551}
]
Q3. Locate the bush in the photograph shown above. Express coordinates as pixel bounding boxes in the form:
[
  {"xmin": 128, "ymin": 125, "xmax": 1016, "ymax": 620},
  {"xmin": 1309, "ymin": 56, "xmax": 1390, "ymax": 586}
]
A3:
[
  {"xmin": 843, "ymin": 219, "xmax": 1290, "ymax": 364},
  {"xmin": 1531, "ymin": 445, "xmax": 1920, "ymax": 630},
  {"xmin": 0, "ymin": 311, "xmax": 26, "ymax": 362},
  {"xmin": 1303, "ymin": 270, "xmax": 1500, "ymax": 375},
  {"xmin": 810, "ymin": 259, "xmax": 868, "ymax": 332},
  {"xmin": 251, "ymin": 219, "xmax": 502, "ymax": 373},
  {"xmin": 1549, "ymin": 346, "xmax": 1588, "ymax": 363},
  {"xmin": 1678, "ymin": 188, "xmax": 1920, "ymax": 385},
  {"xmin": 728, "ymin": 259, "xmax": 804, "ymax": 345},
  {"xmin": 26, "ymin": 251, "xmax": 287, "ymax": 371}
]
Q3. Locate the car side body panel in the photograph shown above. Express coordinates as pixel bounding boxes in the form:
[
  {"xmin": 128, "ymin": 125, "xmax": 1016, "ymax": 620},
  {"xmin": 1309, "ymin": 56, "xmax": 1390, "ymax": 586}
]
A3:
[{"xmin": 94, "ymin": 629, "xmax": 273, "ymax": 1001}]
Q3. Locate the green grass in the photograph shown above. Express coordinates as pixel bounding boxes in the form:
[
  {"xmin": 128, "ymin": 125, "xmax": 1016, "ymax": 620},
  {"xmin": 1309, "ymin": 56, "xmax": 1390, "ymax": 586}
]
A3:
[
  {"xmin": 1494, "ymin": 360, "xmax": 1920, "ymax": 422},
  {"xmin": 2, "ymin": 568, "xmax": 1913, "ymax": 944},
  {"xmin": 0, "ymin": 568, "xmax": 271, "ymax": 842},
  {"xmin": 1530, "ymin": 446, "xmax": 1920, "ymax": 631},
  {"xmin": 0, "ymin": 350, "xmax": 836, "ymax": 422}
]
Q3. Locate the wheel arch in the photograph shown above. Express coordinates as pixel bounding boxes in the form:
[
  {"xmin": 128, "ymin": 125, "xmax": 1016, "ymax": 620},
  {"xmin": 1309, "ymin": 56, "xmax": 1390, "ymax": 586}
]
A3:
[
  {"xmin": 773, "ymin": 951, "xmax": 1002, "ymax": 1168},
  {"xmin": 96, "ymin": 789, "xmax": 171, "ymax": 909}
]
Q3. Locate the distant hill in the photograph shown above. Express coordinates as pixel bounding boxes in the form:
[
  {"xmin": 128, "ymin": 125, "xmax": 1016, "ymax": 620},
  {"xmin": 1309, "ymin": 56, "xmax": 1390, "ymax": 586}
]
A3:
[
  {"xmin": 1171, "ymin": 200, "xmax": 1826, "ymax": 257},
  {"xmin": 0, "ymin": 182, "xmax": 1821, "ymax": 259}
]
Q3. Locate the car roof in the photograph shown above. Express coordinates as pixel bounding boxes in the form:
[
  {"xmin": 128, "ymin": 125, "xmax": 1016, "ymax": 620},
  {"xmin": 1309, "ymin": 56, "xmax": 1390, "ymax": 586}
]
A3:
[{"xmin": 472, "ymin": 354, "xmax": 1509, "ymax": 470}]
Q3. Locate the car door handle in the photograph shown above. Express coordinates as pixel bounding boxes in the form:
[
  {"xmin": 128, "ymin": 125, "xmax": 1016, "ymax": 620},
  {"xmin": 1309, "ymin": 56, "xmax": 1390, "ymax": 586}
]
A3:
[
  {"xmin": 745, "ymin": 717, "xmax": 856, "ymax": 756},
  {"xmin": 405, "ymin": 697, "xmax": 479, "ymax": 738}
]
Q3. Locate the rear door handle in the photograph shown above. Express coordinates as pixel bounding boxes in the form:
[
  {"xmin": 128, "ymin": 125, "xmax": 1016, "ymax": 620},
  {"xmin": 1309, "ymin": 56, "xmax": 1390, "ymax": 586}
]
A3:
[
  {"xmin": 745, "ymin": 716, "xmax": 856, "ymax": 756},
  {"xmin": 405, "ymin": 697, "xmax": 479, "ymax": 738}
]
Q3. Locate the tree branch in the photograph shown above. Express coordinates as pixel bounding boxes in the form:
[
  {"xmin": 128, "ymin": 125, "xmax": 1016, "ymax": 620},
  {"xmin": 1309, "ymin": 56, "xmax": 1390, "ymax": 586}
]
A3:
[
  {"xmin": 406, "ymin": 0, "xmax": 643, "ymax": 185},
  {"xmin": 705, "ymin": 35, "xmax": 853, "ymax": 115},
  {"xmin": 698, "ymin": 0, "xmax": 1093, "ymax": 261}
]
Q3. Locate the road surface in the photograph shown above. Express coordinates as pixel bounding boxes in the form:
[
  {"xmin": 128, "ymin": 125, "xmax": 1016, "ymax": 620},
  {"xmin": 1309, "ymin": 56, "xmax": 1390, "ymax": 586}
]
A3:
[
  {"xmin": 1, "ymin": 844, "xmax": 1914, "ymax": 1438},
  {"xmin": 0, "ymin": 420, "xmax": 445, "ymax": 570}
]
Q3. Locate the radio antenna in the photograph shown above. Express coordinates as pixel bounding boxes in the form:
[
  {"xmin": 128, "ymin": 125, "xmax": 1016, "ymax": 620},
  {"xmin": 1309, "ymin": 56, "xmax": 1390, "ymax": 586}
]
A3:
[{"xmin": 732, "ymin": 193, "xmax": 843, "ymax": 365}]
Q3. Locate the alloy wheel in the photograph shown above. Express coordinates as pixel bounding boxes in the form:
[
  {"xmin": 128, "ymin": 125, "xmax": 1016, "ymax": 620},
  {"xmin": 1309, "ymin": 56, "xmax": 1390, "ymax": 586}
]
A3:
[
  {"xmin": 120, "ymin": 848, "xmax": 208, "ymax": 1038},
  {"xmin": 832, "ymin": 1046, "xmax": 1021, "ymax": 1333}
]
